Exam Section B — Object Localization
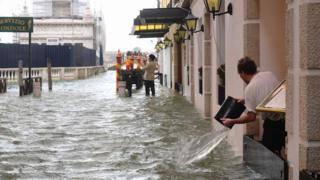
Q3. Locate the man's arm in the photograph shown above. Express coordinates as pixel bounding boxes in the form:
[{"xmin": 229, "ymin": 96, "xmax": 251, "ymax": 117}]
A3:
[
  {"xmin": 142, "ymin": 63, "xmax": 149, "ymax": 70},
  {"xmin": 221, "ymin": 111, "xmax": 256, "ymax": 127}
]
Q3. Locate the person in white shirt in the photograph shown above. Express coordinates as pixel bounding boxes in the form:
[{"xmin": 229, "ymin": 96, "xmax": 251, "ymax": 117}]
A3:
[{"xmin": 222, "ymin": 57, "xmax": 285, "ymax": 155}]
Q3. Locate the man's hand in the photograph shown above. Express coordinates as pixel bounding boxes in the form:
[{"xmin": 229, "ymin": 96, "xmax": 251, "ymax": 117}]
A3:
[
  {"xmin": 221, "ymin": 118, "xmax": 234, "ymax": 127},
  {"xmin": 236, "ymin": 98, "xmax": 245, "ymax": 104}
]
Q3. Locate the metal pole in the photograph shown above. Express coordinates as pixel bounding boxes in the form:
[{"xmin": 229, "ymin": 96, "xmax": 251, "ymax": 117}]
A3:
[
  {"xmin": 28, "ymin": 31, "xmax": 32, "ymax": 93},
  {"xmin": 47, "ymin": 58, "xmax": 52, "ymax": 91},
  {"xmin": 18, "ymin": 60, "xmax": 23, "ymax": 96}
]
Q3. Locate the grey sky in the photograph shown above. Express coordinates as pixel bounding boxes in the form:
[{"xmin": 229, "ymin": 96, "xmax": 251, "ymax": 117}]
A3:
[{"xmin": 0, "ymin": 0, "xmax": 158, "ymax": 52}]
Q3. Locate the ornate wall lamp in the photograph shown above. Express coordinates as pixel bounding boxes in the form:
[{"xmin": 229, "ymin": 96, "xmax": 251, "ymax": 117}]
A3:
[
  {"xmin": 155, "ymin": 40, "xmax": 165, "ymax": 52},
  {"xmin": 174, "ymin": 25, "xmax": 190, "ymax": 43},
  {"xmin": 159, "ymin": 40, "xmax": 165, "ymax": 49},
  {"xmin": 155, "ymin": 45, "xmax": 161, "ymax": 53},
  {"xmin": 154, "ymin": 43, "xmax": 161, "ymax": 52},
  {"xmin": 163, "ymin": 36, "xmax": 172, "ymax": 47},
  {"xmin": 184, "ymin": 12, "xmax": 204, "ymax": 34},
  {"xmin": 203, "ymin": 0, "xmax": 233, "ymax": 19}
]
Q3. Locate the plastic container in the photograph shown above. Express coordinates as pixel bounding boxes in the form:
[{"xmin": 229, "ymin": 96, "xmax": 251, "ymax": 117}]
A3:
[{"xmin": 214, "ymin": 96, "xmax": 246, "ymax": 128}]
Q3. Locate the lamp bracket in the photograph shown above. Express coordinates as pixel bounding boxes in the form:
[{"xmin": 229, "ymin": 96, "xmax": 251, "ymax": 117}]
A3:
[
  {"xmin": 194, "ymin": 25, "xmax": 204, "ymax": 33},
  {"xmin": 212, "ymin": 3, "xmax": 233, "ymax": 19},
  {"xmin": 175, "ymin": 35, "xmax": 190, "ymax": 44}
]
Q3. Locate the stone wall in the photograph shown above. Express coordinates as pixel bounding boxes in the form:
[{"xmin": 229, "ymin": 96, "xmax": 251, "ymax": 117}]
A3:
[
  {"xmin": 286, "ymin": 1, "xmax": 320, "ymax": 179},
  {"xmin": 298, "ymin": 2, "xmax": 320, "ymax": 171}
]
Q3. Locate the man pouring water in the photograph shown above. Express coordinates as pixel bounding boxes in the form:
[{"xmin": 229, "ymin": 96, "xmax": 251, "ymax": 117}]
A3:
[{"xmin": 221, "ymin": 57, "xmax": 286, "ymax": 156}]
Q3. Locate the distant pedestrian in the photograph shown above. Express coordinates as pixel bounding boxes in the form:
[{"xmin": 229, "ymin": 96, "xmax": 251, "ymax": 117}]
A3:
[
  {"xmin": 125, "ymin": 69, "xmax": 133, "ymax": 97},
  {"xmin": 142, "ymin": 54, "xmax": 158, "ymax": 96}
]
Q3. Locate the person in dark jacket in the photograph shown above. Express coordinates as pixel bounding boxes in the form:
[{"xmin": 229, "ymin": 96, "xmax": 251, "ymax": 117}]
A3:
[{"xmin": 125, "ymin": 69, "xmax": 133, "ymax": 97}]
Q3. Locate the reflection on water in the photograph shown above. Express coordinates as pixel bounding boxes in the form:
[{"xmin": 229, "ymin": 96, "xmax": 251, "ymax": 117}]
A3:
[{"xmin": 0, "ymin": 71, "xmax": 261, "ymax": 179}]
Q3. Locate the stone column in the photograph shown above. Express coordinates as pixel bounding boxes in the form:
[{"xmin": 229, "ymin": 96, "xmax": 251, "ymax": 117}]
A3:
[
  {"xmin": 286, "ymin": 0, "xmax": 320, "ymax": 179},
  {"xmin": 190, "ymin": 35, "xmax": 195, "ymax": 103},
  {"xmin": 172, "ymin": 42, "xmax": 179, "ymax": 90},
  {"xmin": 243, "ymin": 0, "xmax": 260, "ymax": 137},
  {"xmin": 203, "ymin": 13, "xmax": 212, "ymax": 119},
  {"xmin": 299, "ymin": 0, "xmax": 320, "ymax": 173},
  {"xmin": 244, "ymin": 0, "xmax": 260, "ymax": 66}
]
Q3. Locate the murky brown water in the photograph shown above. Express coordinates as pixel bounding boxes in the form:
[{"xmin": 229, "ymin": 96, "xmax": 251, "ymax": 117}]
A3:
[{"xmin": 0, "ymin": 71, "xmax": 262, "ymax": 179}]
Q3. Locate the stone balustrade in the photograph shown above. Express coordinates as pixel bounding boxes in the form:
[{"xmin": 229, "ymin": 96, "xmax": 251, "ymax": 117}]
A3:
[{"xmin": 0, "ymin": 66, "xmax": 105, "ymax": 84}]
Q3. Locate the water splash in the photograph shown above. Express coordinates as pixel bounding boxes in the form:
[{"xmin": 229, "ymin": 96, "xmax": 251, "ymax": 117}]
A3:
[{"xmin": 177, "ymin": 124, "xmax": 230, "ymax": 165}]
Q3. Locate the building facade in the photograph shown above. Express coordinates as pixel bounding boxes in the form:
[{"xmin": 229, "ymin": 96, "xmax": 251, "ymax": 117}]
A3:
[
  {"xmin": 32, "ymin": 0, "xmax": 87, "ymax": 18},
  {"xmin": 14, "ymin": 0, "xmax": 105, "ymax": 65},
  {"xmin": 153, "ymin": 0, "xmax": 320, "ymax": 179}
]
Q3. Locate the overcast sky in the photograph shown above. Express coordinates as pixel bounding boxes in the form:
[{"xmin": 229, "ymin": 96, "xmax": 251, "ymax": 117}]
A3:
[{"xmin": 0, "ymin": 0, "xmax": 158, "ymax": 52}]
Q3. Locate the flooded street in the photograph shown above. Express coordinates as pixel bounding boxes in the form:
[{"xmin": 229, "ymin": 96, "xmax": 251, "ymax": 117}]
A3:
[{"xmin": 0, "ymin": 71, "xmax": 261, "ymax": 179}]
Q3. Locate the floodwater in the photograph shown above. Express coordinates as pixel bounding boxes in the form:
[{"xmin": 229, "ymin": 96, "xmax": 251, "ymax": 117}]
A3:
[{"xmin": 0, "ymin": 71, "xmax": 262, "ymax": 179}]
